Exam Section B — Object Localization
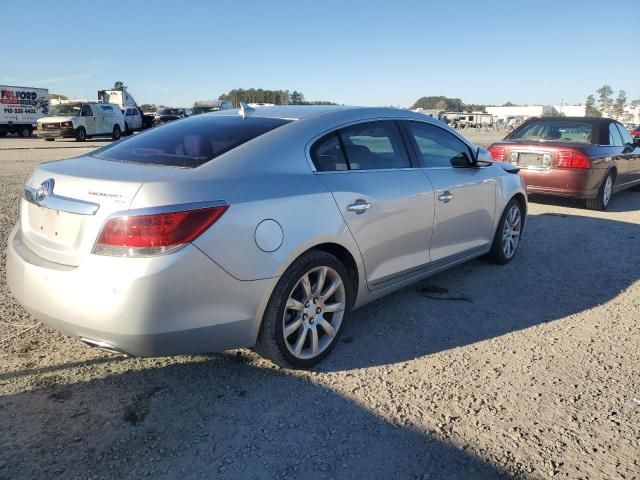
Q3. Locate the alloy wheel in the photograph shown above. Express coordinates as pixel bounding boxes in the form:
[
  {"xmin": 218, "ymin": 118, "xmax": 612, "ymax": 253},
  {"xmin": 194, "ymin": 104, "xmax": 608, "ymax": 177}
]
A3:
[
  {"xmin": 603, "ymin": 175, "xmax": 613, "ymax": 207},
  {"xmin": 282, "ymin": 266, "xmax": 346, "ymax": 360},
  {"xmin": 502, "ymin": 205, "xmax": 522, "ymax": 259}
]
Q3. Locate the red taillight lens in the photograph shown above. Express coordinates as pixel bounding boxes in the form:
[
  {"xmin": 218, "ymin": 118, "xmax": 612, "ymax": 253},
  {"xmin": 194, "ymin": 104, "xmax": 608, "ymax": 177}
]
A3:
[
  {"xmin": 487, "ymin": 145, "xmax": 505, "ymax": 161},
  {"xmin": 94, "ymin": 204, "xmax": 228, "ymax": 256},
  {"xmin": 556, "ymin": 149, "xmax": 590, "ymax": 169}
]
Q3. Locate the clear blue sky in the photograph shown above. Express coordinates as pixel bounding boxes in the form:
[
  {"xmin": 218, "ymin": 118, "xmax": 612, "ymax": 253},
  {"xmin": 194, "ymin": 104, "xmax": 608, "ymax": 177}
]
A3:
[{"xmin": 3, "ymin": 0, "xmax": 638, "ymax": 107}]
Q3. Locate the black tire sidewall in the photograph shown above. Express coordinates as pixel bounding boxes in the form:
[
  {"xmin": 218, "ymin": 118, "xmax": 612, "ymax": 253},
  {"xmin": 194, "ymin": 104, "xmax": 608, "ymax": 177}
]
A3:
[
  {"xmin": 76, "ymin": 127, "xmax": 86, "ymax": 142},
  {"xmin": 112, "ymin": 125, "xmax": 121, "ymax": 140},
  {"xmin": 259, "ymin": 251, "xmax": 353, "ymax": 369},
  {"xmin": 489, "ymin": 198, "xmax": 523, "ymax": 264}
]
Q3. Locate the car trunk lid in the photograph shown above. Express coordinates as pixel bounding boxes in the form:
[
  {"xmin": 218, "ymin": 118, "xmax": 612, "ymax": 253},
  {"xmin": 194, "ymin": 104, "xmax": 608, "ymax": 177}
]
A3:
[{"xmin": 20, "ymin": 156, "xmax": 169, "ymax": 266}]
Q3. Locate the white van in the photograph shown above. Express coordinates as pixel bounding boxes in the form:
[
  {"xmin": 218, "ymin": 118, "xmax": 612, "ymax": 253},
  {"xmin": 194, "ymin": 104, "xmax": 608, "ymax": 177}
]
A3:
[{"xmin": 37, "ymin": 102, "xmax": 125, "ymax": 141}]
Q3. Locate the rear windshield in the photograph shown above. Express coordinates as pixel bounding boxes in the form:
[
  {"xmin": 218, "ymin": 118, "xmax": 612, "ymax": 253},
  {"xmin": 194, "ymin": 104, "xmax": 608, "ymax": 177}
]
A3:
[
  {"xmin": 509, "ymin": 122, "xmax": 593, "ymax": 144},
  {"xmin": 92, "ymin": 115, "xmax": 291, "ymax": 168},
  {"xmin": 159, "ymin": 108, "xmax": 181, "ymax": 115}
]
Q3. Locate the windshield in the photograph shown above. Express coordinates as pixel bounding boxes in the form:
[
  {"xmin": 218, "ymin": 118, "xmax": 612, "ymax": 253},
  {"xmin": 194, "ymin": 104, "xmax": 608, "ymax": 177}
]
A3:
[
  {"xmin": 49, "ymin": 104, "xmax": 82, "ymax": 117},
  {"xmin": 159, "ymin": 108, "xmax": 181, "ymax": 115},
  {"xmin": 509, "ymin": 122, "xmax": 593, "ymax": 143},
  {"xmin": 92, "ymin": 115, "xmax": 291, "ymax": 168}
]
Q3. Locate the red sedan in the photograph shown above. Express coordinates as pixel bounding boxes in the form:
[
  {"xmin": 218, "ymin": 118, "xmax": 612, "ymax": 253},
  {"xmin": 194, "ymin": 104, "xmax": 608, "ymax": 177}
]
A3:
[{"xmin": 488, "ymin": 117, "xmax": 640, "ymax": 210}]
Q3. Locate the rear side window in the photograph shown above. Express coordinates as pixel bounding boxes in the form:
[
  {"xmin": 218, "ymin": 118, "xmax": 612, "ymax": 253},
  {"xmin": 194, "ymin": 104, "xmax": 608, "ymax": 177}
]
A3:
[
  {"xmin": 93, "ymin": 115, "xmax": 291, "ymax": 168},
  {"xmin": 608, "ymin": 123, "xmax": 623, "ymax": 146},
  {"xmin": 407, "ymin": 121, "xmax": 472, "ymax": 167},
  {"xmin": 338, "ymin": 122, "xmax": 410, "ymax": 170},
  {"xmin": 311, "ymin": 121, "xmax": 411, "ymax": 171},
  {"xmin": 615, "ymin": 123, "xmax": 633, "ymax": 145},
  {"xmin": 311, "ymin": 133, "xmax": 348, "ymax": 171},
  {"xmin": 510, "ymin": 122, "xmax": 593, "ymax": 143}
]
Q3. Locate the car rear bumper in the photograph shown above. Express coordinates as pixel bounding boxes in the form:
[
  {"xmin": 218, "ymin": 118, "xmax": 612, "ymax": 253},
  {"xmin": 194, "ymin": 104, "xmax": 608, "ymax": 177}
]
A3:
[
  {"xmin": 6, "ymin": 225, "xmax": 275, "ymax": 357},
  {"xmin": 520, "ymin": 167, "xmax": 603, "ymax": 199}
]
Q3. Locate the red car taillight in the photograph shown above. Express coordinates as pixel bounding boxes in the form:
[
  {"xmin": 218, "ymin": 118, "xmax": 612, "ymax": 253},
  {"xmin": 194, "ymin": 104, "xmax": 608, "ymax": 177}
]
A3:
[
  {"xmin": 487, "ymin": 145, "xmax": 505, "ymax": 161},
  {"xmin": 94, "ymin": 204, "xmax": 228, "ymax": 256},
  {"xmin": 556, "ymin": 149, "xmax": 590, "ymax": 169}
]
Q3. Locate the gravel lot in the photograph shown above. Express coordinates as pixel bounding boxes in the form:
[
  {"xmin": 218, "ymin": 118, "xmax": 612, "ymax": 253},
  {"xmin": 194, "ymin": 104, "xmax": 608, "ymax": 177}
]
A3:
[{"xmin": 0, "ymin": 136, "xmax": 639, "ymax": 480}]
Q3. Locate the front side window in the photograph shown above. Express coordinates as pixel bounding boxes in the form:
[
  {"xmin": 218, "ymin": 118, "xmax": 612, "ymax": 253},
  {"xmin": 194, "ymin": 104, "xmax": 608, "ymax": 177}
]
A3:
[
  {"xmin": 92, "ymin": 115, "xmax": 291, "ymax": 168},
  {"xmin": 337, "ymin": 121, "xmax": 410, "ymax": 170},
  {"xmin": 608, "ymin": 123, "xmax": 623, "ymax": 146},
  {"xmin": 81, "ymin": 105, "xmax": 93, "ymax": 116},
  {"xmin": 407, "ymin": 122, "xmax": 472, "ymax": 167}
]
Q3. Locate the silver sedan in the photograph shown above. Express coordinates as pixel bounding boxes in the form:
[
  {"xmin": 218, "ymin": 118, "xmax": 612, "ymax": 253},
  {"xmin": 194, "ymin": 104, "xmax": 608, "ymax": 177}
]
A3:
[{"xmin": 7, "ymin": 106, "xmax": 527, "ymax": 368}]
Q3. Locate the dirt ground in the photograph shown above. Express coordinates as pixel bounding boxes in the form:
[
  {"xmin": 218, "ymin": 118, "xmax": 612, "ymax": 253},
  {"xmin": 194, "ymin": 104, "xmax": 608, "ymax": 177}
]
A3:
[{"xmin": 0, "ymin": 136, "xmax": 639, "ymax": 480}]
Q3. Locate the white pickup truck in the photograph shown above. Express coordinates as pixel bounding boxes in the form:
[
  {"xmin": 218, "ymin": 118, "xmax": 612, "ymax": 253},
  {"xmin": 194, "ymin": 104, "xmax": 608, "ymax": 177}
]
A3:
[{"xmin": 0, "ymin": 85, "xmax": 49, "ymax": 137}]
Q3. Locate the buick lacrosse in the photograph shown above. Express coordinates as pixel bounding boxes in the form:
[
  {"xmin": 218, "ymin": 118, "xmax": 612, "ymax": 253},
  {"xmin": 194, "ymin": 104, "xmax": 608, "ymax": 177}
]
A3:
[{"xmin": 7, "ymin": 106, "xmax": 527, "ymax": 368}]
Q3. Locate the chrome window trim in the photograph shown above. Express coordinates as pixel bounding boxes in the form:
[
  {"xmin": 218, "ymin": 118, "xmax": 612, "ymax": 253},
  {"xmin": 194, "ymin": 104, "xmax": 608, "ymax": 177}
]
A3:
[
  {"xmin": 305, "ymin": 116, "xmax": 460, "ymax": 173},
  {"xmin": 104, "ymin": 200, "xmax": 228, "ymax": 219}
]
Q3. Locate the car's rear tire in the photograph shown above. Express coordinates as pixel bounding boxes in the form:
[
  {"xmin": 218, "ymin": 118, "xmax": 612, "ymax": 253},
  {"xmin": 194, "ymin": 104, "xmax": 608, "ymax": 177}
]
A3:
[
  {"xmin": 75, "ymin": 127, "xmax": 86, "ymax": 142},
  {"xmin": 19, "ymin": 126, "xmax": 32, "ymax": 138},
  {"xmin": 112, "ymin": 125, "xmax": 121, "ymax": 141},
  {"xmin": 255, "ymin": 250, "xmax": 353, "ymax": 369},
  {"xmin": 488, "ymin": 198, "xmax": 523, "ymax": 265},
  {"xmin": 586, "ymin": 171, "xmax": 614, "ymax": 210}
]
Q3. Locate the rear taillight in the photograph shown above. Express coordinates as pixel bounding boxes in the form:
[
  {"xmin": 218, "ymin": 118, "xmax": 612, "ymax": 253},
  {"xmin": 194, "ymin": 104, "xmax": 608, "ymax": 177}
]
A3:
[
  {"xmin": 487, "ymin": 145, "xmax": 505, "ymax": 161},
  {"xmin": 556, "ymin": 149, "xmax": 590, "ymax": 169},
  {"xmin": 94, "ymin": 204, "xmax": 228, "ymax": 256}
]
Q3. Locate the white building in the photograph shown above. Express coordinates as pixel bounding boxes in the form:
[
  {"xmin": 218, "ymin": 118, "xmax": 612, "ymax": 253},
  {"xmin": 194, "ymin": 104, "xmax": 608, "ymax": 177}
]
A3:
[
  {"xmin": 553, "ymin": 105, "xmax": 586, "ymax": 117},
  {"xmin": 486, "ymin": 105, "xmax": 556, "ymax": 121}
]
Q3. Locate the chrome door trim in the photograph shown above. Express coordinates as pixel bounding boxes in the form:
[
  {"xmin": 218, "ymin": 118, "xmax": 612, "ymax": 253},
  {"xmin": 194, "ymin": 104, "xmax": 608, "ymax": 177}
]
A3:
[{"xmin": 369, "ymin": 244, "xmax": 490, "ymax": 291}]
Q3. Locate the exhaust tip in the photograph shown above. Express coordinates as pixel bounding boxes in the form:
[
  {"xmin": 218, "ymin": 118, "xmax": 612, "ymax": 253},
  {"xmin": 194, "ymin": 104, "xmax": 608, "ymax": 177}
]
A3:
[{"xmin": 80, "ymin": 338, "xmax": 133, "ymax": 357}]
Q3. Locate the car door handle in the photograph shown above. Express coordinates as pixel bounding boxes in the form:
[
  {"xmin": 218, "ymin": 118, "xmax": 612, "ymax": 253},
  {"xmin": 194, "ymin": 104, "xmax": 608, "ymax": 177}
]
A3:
[
  {"xmin": 347, "ymin": 200, "xmax": 372, "ymax": 214},
  {"xmin": 438, "ymin": 191, "xmax": 454, "ymax": 203}
]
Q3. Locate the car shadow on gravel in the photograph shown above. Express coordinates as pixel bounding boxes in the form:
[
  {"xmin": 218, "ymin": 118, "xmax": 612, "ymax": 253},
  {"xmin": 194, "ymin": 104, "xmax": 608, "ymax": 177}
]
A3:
[
  {"xmin": 0, "ymin": 355, "xmax": 507, "ymax": 479},
  {"xmin": 318, "ymin": 207, "xmax": 640, "ymax": 372},
  {"xmin": 528, "ymin": 189, "xmax": 640, "ymax": 213}
]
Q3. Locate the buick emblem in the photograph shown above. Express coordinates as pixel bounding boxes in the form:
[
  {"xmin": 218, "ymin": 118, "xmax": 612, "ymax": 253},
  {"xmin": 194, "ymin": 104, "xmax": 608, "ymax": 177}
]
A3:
[{"xmin": 36, "ymin": 179, "xmax": 54, "ymax": 203}]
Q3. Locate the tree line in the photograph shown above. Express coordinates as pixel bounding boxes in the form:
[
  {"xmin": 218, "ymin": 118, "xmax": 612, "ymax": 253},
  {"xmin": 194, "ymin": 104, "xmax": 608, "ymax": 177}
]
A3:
[
  {"xmin": 585, "ymin": 86, "xmax": 639, "ymax": 121},
  {"xmin": 412, "ymin": 96, "xmax": 486, "ymax": 113},
  {"xmin": 218, "ymin": 88, "xmax": 337, "ymax": 107}
]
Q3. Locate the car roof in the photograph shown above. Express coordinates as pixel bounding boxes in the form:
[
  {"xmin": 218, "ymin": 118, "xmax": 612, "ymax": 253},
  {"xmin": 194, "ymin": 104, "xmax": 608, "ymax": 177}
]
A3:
[
  {"xmin": 523, "ymin": 116, "xmax": 618, "ymax": 126},
  {"xmin": 208, "ymin": 104, "xmax": 450, "ymax": 124}
]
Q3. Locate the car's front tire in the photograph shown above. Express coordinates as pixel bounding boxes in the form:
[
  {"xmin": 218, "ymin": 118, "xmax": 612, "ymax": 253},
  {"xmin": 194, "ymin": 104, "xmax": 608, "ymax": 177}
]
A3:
[
  {"xmin": 488, "ymin": 198, "xmax": 523, "ymax": 265},
  {"xmin": 255, "ymin": 250, "xmax": 353, "ymax": 369},
  {"xmin": 586, "ymin": 171, "xmax": 614, "ymax": 210},
  {"xmin": 75, "ymin": 127, "xmax": 86, "ymax": 142}
]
